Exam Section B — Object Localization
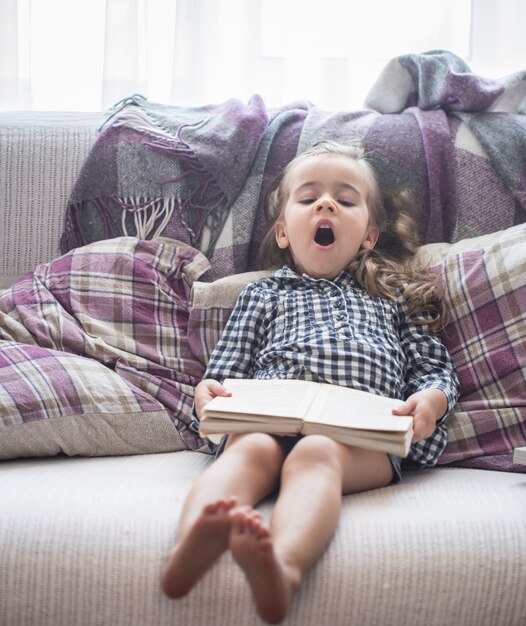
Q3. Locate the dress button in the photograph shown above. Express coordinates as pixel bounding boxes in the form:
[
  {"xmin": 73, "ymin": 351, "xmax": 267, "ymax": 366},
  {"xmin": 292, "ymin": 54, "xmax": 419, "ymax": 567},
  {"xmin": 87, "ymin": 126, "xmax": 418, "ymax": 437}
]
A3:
[
  {"xmin": 336, "ymin": 313, "xmax": 345, "ymax": 321},
  {"xmin": 334, "ymin": 299, "xmax": 343, "ymax": 308}
]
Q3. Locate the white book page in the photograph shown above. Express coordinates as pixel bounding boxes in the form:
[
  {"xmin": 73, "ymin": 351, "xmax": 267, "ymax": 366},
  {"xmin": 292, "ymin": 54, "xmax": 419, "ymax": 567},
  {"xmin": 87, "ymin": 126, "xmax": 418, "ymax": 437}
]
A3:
[
  {"xmin": 304, "ymin": 385, "xmax": 412, "ymax": 432},
  {"xmin": 204, "ymin": 379, "xmax": 318, "ymax": 419}
]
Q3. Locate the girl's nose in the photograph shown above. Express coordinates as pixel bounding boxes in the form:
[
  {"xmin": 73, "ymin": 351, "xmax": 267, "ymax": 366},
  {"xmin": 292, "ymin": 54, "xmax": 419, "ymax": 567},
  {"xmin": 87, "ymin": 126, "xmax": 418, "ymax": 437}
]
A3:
[{"xmin": 315, "ymin": 197, "xmax": 335, "ymax": 212}]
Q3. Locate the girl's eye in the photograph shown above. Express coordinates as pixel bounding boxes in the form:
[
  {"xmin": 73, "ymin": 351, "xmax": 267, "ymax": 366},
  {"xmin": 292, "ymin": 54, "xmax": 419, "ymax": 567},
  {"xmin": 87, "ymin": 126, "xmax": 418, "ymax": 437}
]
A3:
[
  {"xmin": 339, "ymin": 199, "xmax": 355, "ymax": 207},
  {"xmin": 299, "ymin": 198, "xmax": 315, "ymax": 205}
]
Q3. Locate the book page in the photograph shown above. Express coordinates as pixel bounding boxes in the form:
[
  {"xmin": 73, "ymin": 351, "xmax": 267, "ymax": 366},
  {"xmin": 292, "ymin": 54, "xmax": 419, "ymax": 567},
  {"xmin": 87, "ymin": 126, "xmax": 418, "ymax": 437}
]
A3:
[
  {"xmin": 204, "ymin": 379, "xmax": 318, "ymax": 420},
  {"xmin": 305, "ymin": 385, "xmax": 412, "ymax": 433}
]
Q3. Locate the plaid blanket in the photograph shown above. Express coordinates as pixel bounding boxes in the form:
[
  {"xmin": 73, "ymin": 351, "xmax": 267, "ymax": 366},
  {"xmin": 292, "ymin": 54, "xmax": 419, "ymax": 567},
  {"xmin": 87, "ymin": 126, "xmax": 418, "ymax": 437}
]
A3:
[{"xmin": 61, "ymin": 51, "xmax": 526, "ymax": 281}]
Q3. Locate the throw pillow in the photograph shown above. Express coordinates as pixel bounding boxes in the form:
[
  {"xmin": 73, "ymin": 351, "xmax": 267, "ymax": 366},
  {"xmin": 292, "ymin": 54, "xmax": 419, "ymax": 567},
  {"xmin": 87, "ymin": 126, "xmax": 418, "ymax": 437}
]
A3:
[
  {"xmin": 427, "ymin": 224, "xmax": 526, "ymax": 470},
  {"xmin": 0, "ymin": 236, "xmax": 212, "ymax": 459}
]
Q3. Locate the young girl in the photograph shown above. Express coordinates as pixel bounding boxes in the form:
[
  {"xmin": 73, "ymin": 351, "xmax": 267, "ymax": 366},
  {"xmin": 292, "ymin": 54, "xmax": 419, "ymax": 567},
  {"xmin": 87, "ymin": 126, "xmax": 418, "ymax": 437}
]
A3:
[{"xmin": 162, "ymin": 141, "xmax": 459, "ymax": 624}]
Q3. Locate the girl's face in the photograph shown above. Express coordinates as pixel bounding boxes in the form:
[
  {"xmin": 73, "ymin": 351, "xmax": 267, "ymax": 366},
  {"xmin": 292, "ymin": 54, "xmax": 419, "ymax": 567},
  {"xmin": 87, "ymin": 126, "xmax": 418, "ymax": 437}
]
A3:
[{"xmin": 274, "ymin": 154, "xmax": 379, "ymax": 280}]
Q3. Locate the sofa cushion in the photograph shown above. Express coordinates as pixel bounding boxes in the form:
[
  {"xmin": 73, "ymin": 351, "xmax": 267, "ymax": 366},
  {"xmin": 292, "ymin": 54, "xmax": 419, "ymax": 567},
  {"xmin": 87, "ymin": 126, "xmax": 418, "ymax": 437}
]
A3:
[
  {"xmin": 0, "ymin": 342, "xmax": 183, "ymax": 458},
  {"xmin": 2, "ymin": 453, "xmax": 526, "ymax": 626},
  {"xmin": 0, "ymin": 237, "xmax": 211, "ymax": 459},
  {"xmin": 427, "ymin": 223, "xmax": 526, "ymax": 469},
  {"xmin": 189, "ymin": 224, "xmax": 526, "ymax": 471}
]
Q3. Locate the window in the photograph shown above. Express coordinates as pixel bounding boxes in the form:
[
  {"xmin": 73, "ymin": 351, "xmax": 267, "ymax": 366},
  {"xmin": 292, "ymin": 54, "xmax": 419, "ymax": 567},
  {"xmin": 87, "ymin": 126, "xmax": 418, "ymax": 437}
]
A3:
[{"xmin": 0, "ymin": 0, "xmax": 524, "ymax": 112}]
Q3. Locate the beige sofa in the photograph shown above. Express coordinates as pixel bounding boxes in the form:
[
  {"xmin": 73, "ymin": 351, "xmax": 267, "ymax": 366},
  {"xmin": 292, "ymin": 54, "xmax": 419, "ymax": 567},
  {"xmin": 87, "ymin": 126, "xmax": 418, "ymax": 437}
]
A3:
[{"xmin": 1, "ymin": 111, "xmax": 525, "ymax": 626}]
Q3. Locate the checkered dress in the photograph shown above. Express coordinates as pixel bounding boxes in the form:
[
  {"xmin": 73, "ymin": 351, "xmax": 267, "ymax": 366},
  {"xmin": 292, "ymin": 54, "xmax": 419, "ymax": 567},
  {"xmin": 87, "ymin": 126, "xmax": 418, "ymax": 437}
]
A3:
[{"xmin": 204, "ymin": 267, "xmax": 459, "ymax": 467}]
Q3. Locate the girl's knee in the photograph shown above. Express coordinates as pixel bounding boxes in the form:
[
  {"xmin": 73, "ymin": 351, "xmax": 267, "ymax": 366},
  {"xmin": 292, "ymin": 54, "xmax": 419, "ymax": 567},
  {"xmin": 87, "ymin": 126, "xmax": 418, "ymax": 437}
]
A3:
[
  {"xmin": 282, "ymin": 435, "xmax": 342, "ymax": 476},
  {"xmin": 225, "ymin": 432, "xmax": 285, "ymax": 468}
]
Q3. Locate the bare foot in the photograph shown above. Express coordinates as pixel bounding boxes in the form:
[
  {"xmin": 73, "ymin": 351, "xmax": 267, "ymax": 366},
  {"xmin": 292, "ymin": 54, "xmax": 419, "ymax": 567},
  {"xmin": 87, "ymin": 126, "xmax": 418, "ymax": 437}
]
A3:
[
  {"xmin": 162, "ymin": 496, "xmax": 242, "ymax": 598},
  {"xmin": 229, "ymin": 508, "xmax": 298, "ymax": 624}
]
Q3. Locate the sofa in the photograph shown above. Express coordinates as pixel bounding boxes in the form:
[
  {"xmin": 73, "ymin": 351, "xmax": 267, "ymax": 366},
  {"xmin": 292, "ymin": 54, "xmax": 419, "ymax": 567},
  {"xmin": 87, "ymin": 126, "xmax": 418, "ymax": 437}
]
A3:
[{"xmin": 1, "ymin": 51, "xmax": 526, "ymax": 626}]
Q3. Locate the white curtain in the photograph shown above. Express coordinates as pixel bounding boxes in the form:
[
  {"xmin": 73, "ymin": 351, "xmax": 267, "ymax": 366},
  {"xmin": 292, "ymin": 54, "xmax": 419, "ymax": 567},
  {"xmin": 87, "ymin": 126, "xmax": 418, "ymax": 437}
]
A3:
[{"xmin": 0, "ymin": 0, "xmax": 524, "ymax": 112}]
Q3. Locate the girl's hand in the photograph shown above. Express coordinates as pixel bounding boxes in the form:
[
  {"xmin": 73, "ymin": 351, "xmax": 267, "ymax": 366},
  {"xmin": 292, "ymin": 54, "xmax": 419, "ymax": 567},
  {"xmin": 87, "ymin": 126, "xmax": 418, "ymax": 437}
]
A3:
[
  {"xmin": 194, "ymin": 378, "xmax": 232, "ymax": 418},
  {"xmin": 392, "ymin": 388, "xmax": 448, "ymax": 443}
]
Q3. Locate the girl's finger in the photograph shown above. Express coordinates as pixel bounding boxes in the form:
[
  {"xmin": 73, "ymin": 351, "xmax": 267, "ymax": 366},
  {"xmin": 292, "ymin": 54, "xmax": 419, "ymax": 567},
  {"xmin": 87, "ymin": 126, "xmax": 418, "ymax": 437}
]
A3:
[
  {"xmin": 392, "ymin": 397, "xmax": 416, "ymax": 416},
  {"xmin": 207, "ymin": 379, "xmax": 233, "ymax": 397}
]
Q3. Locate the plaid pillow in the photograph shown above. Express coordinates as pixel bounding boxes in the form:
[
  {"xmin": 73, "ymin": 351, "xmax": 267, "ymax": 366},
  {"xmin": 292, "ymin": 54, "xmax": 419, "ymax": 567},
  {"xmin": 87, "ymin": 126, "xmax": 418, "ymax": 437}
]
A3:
[
  {"xmin": 0, "ymin": 237, "xmax": 212, "ymax": 459},
  {"xmin": 0, "ymin": 342, "xmax": 183, "ymax": 458},
  {"xmin": 432, "ymin": 224, "xmax": 526, "ymax": 469}
]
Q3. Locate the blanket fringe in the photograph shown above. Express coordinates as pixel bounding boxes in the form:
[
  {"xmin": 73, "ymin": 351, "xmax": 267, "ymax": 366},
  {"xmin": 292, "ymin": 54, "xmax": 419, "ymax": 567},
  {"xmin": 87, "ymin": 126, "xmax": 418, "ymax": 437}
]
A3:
[
  {"xmin": 97, "ymin": 102, "xmax": 229, "ymax": 258},
  {"xmin": 102, "ymin": 103, "xmax": 208, "ymax": 150},
  {"xmin": 104, "ymin": 106, "xmax": 176, "ymax": 140},
  {"xmin": 116, "ymin": 197, "xmax": 177, "ymax": 240}
]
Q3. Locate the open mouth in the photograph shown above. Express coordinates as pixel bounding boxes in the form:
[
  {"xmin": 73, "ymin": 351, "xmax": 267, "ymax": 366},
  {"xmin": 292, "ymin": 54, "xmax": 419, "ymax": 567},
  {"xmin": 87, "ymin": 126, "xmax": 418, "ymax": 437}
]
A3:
[{"xmin": 314, "ymin": 224, "xmax": 335, "ymax": 246}]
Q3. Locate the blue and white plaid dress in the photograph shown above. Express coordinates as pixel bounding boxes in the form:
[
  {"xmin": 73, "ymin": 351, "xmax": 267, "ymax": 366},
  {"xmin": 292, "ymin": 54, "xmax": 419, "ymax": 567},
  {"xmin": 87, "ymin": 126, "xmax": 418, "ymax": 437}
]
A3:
[{"xmin": 204, "ymin": 266, "xmax": 459, "ymax": 468}]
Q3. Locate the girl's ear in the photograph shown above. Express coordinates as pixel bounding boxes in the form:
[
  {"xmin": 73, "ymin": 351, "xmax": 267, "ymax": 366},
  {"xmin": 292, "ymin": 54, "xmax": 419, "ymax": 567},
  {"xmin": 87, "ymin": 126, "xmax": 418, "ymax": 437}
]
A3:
[
  {"xmin": 275, "ymin": 221, "xmax": 289, "ymax": 249},
  {"xmin": 361, "ymin": 226, "xmax": 379, "ymax": 250}
]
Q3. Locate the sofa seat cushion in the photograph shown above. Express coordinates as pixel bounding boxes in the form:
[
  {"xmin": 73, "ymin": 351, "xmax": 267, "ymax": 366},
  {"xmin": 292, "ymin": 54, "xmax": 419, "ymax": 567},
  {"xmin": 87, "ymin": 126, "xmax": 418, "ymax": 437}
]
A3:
[{"xmin": 1, "ymin": 451, "xmax": 524, "ymax": 626}]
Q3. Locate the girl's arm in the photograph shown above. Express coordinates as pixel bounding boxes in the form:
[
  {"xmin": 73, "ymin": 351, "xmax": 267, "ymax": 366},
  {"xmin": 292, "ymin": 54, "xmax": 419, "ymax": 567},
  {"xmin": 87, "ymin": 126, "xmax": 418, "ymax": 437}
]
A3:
[
  {"xmin": 196, "ymin": 282, "xmax": 274, "ymax": 415},
  {"xmin": 396, "ymin": 299, "xmax": 459, "ymax": 443},
  {"xmin": 204, "ymin": 281, "xmax": 272, "ymax": 381}
]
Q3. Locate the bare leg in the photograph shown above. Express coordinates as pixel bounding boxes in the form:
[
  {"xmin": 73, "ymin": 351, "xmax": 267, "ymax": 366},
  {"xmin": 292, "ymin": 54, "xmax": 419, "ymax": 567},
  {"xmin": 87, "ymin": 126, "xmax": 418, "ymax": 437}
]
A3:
[
  {"xmin": 163, "ymin": 496, "xmax": 248, "ymax": 598},
  {"xmin": 229, "ymin": 435, "xmax": 393, "ymax": 623},
  {"xmin": 229, "ymin": 507, "xmax": 293, "ymax": 625},
  {"xmin": 162, "ymin": 433, "xmax": 286, "ymax": 598}
]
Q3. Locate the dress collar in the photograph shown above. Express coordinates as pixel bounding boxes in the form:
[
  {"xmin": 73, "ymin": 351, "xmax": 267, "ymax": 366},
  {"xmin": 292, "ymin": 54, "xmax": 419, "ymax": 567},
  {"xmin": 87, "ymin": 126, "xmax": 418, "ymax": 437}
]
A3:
[{"xmin": 272, "ymin": 265, "xmax": 356, "ymax": 289}]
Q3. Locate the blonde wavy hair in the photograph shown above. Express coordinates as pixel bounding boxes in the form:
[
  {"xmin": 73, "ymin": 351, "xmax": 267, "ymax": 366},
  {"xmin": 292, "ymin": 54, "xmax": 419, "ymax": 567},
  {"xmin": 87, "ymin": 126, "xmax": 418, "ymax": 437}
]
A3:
[{"xmin": 259, "ymin": 140, "xmax": 446, "ymax": 333}]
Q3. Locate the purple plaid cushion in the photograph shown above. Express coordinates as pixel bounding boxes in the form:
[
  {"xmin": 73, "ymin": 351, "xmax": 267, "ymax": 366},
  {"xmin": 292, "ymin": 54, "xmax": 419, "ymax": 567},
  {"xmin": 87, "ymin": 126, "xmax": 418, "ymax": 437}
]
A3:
[
  {"xmin": 0, "ymin": 237, "xmax": 213, "ymax": 458},
  {"xmin": 434, "ymin": 224, "xmax": 526, "ymax": 470}
]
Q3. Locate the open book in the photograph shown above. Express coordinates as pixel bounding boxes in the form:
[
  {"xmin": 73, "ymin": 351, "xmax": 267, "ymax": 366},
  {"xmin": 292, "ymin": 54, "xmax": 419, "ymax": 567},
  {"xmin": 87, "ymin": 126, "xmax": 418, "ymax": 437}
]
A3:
[{"xmin": 199, "ymin": 379, "xmax": 414, "ymax": 457}]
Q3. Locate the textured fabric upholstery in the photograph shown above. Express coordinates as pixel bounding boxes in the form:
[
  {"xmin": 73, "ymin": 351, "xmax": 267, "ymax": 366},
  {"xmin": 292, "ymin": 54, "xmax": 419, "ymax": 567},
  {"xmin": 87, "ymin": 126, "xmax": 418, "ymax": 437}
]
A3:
[
  {"xmin": 1, "ymin": 452, "xmax": 525, "ymax": 626},
  {"xmin": 0, "ymin": 112, "xmax": 103, "ymax": 288}
]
